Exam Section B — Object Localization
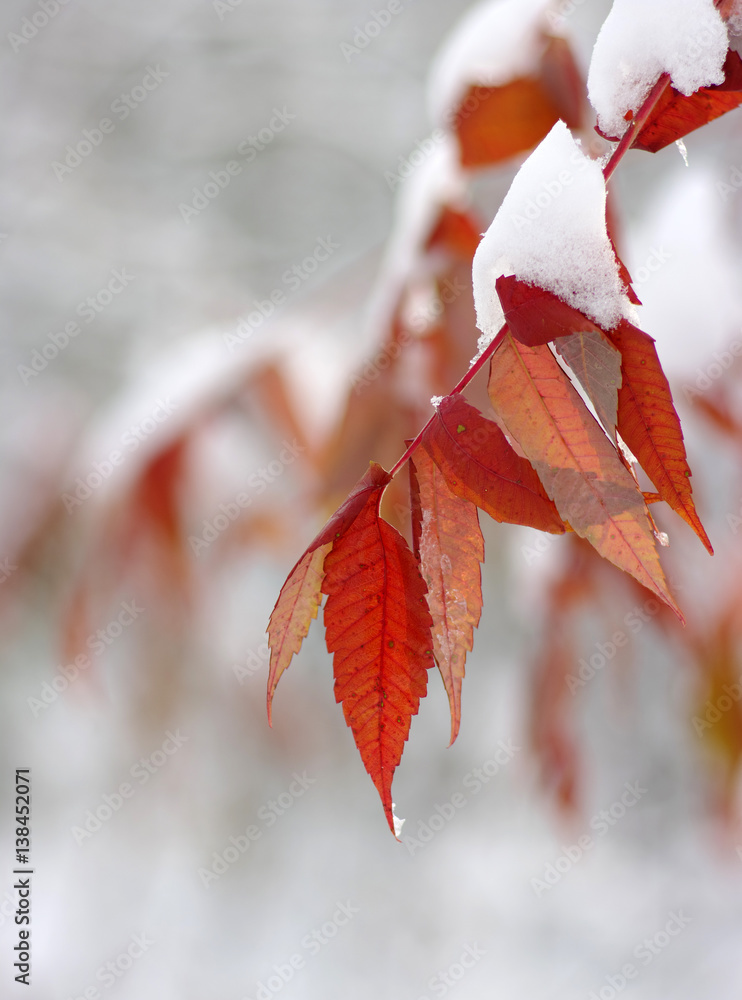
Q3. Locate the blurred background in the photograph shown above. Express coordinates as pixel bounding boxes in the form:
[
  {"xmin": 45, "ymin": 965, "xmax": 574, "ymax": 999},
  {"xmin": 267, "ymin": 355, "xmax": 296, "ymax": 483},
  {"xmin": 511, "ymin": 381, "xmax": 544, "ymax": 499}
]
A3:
[{"xmin": 2, "ymin": 0, "xmax": 742, "ymax": 997}]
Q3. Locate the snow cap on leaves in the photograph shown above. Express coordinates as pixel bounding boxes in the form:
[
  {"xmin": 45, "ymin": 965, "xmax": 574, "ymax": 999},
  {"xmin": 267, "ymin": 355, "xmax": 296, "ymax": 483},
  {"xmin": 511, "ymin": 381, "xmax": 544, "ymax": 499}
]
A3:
[
  {"xmin": 472, "ymin": 120, "xmax": 633, "ymax": 355},
  {"xmin": 588, "ymin": 0, "xmax": 728, "ymax": 140}
]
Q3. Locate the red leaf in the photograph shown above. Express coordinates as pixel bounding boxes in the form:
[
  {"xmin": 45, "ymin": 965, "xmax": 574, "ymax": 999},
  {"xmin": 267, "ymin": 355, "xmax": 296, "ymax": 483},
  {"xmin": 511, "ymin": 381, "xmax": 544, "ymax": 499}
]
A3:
[
  {"xmin": 488, "ymin": 333, "xmax": 682, "ymax": 618},
  {"xmin": 410, "ymin": 444, "xmax": 484, "ymax": 746},
  {"xmin": 632, "ymin": 50, "xmax": 742, "ymax": 153},
  {"xmin": 607, "ymin": 321, "xmax": 713, "ymax": 555},
  {"xmin": 422, "ymin": 394, "xmax": 566, "ymax": 534},
  {"xmin": 322, "ymin": 481, "xmax": 434, "ymax": 835},
  {"xmin": 267, "ymin": 463, "xmax": 392, "ymax": 722},
  {"xmin": 496, "ymin": 274, "xmax": 606, "ymax": 347}
]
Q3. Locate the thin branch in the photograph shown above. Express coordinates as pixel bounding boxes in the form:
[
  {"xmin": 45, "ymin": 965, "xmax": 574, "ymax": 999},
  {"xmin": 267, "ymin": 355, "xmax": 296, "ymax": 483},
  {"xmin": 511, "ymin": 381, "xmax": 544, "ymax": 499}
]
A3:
[
  {"xmin": 602, "ymin": 73, "xmax": 671, "ymax": 182},
  {"xmin": 388, "ymin": 324, "xmax": 508, "ymax": 479}
]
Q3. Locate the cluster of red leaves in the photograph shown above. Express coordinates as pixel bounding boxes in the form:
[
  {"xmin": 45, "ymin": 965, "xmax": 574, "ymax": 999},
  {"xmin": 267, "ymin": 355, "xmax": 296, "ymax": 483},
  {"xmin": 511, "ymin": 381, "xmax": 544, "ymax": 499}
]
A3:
[{"xmin": 268, "ymin": 13, "xmax": 742, "ymax": 835}]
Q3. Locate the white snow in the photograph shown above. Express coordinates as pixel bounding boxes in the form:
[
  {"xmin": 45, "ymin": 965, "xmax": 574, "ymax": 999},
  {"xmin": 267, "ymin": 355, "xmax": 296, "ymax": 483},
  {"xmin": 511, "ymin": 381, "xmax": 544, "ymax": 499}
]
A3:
[
  {"xmin": 428, "ymin": 0, "xmax": 556, "ymax": 125},
  {"xmin": 588, "ymin": 0, "xmax": 728, "ymax": 140},
  {"xmin": 392, "ymin": 803, "xmax": 405, "ymax": 838},
  {"xmin": 471, "ymin": 121, "xmax": 634, "ymax": 355}
]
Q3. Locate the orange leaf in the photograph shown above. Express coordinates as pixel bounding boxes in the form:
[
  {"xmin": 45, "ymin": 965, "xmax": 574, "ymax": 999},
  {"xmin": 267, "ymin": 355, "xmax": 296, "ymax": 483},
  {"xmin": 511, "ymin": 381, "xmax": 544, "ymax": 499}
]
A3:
[
  {"xmin": 488, "ymin": 333, "xmax": 682, "ymax": 619},
  {"xmin": 454, "ymin": 79, "xmax": 563, "ymax": 168},
  {"xmin": 422, "ymin": 394, "xmax": 566, "ymax": 534},
  {"xmin": 322, "ymin": 486, "xmax": 434, "ymax": 835},
  {"xmin": 452, "ymin": 34, "xmax": 583, "ymax": 168},
  {"xmin": 267, "ymin": 463, "xmax": 392, "ymax": 722},
  {"xmin": 267, "ymin": 544, "xmax": 331, "ymax": 725},
  {"xmin": 409, "ymin": 444, "xmax": 484, "ymax": 746},
  {"xmin": 554, "ymin": 328, "xmax": 622, "ymax": 436},
  {"xmin": 630, "ymin": 50, "xmax": 742, "ymax": 153},
  {"xmin": 607, "ymin": 321, "xmax": 713, "ymax": 555}
]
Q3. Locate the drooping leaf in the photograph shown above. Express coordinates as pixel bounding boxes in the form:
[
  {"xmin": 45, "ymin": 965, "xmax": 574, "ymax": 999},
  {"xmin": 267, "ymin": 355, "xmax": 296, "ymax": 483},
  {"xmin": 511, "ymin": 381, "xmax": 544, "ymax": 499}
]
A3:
[
  {"xmin": 488, "ymin": 332, "xmax": 682, "ymax": 618},
  {"xmin": 631, "ymin": 50, "xmax": 742, "ymax": 153},
  {"xmin": 322, "ymin": 484, "xmax": 434, "ymax": 836},
  {"xmin": 422, "ymin": 393, "xmax": 566, "ymax": 534},
  {"xmin": 267, "ymin": 544, "xmax": 331, "ymax": 725},
  {"xmin": 410, "ymin": 445, "xmax": 484, "ymax": 746},
  {"xmin": 607, "ymin": 321, "xmax": 713, "ymax": 555},
  {"xmin": 267, "ymin": 463, "xmax": 392, "ymax": 721},
  {"xmin": 554, "ymin": 327, "xmax": 622, "ymax": 435}
]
